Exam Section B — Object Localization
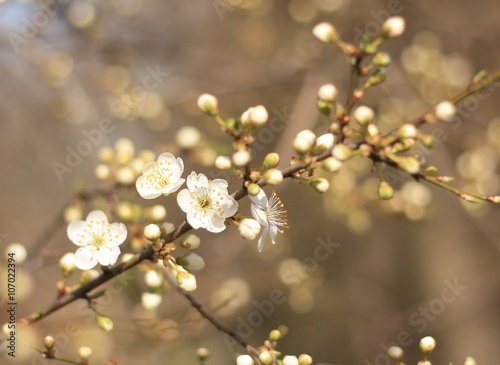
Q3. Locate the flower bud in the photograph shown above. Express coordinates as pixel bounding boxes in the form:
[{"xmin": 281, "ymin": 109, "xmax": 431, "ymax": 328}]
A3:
[
  {"xmin": 97, "ymin": 315, "xmax": 113, "ymax": 332},
  {"xmin": 262, "ymin": 152, "xmax": 280, "ymax": 170},
  {"xmin": 79, "ymin": 269, "xmax": 99, "ymax": 285},
  {"xmin": 419, "ymin": 134, "xmax": 435, "ymax": 149},
  {"xmin": 95, "ymin": 164, "xmax": 111, "ymax": 180},
  {"xmin": 236, "ymin": 354, "xmax": 254, "ymax": 365},
  {"xmin": 238, "ymin": 218, "xmax": 261, "ymax": 240},
  {"xmin": 298, "ymin": 354, "xmax": 313, "ymax": 365},
  {"xmin": 373, "ymin": 52, "xmax": 391, "ymax": 67},
  {"xmin": 318, "ymin": 84, "xmax": 338, "ymax": 102},
  {"xmin": 309, "ymin": 178, "xmax": 330, "ymax": 193},
  {"xmin": 116, "ymin": 166, "xmax": 135, "ymax": 185},
  {"xmin": 176, "ymin": 126, "xmax": 202, "ymax": 150},
  {"xmin": 353, "ymin": 106, "xmax": 374, "ymax": 126},
  {"xmin": 115, "ymin": 138, "xmax": 135, "ymax": 165},
  {"xmin": 312, "ymin": 22, "xmax": 339, "ymax": 43},
  {"xmin": 365, "ymin": 69, "xmax": 386, "ymax": 88},
  {"xmin": 145, "ymin": 270, "xmax": 163, "ymax": 287},
  {"xmin": 232, "ymin": 150, "xmax": 252, "ymax": 167},
  {"xmin": 43, "ymin": 335, "xmax": 55, "ymax": 349},
  {"xmin": 263, "ymin": 168, "xmax": 283, "ymax": 186},
  {"xmin": 463, "ymin": 357, "xmax": 477, "ymax": 365},
  {"xmin": 419, "ymin": 336, "xmax": 436, "ymax": 354},
  {"xmin": 197, "ymin": 93, "xmax": 218, "ymax": 116},
  {"xmin": 144, "ymin": 224, "xmax": 161, "ymax": 241},
  {"xmin": 293, "ymin": 130, "xmax": 316, "ymax": 154},
  {"xmin": 382, "ymin": 16, "xmax": 406, "ymax": 38},
  {"xmin": 313, "ymin": 133, "xmax": 335, "ymax": 154},
  {"xmin": 332, "ymin": 144, "xmax": 353, "ymax": 161},
  {"xmin": 215, "ymin": 155, "xmax": 232, "ymax": 170},
  {"xmin": 196, "ymin": 347, "xmax": 210, "ymax": 360},
  {"xmin": 268, "ymin": 329, "xmax": 281, "ymax": 341},
  {"xmin": 378, "ymin": 181, "xmax": 394, "ymax": 200},
  {"xmin": 322, "ymin": 157, "xmax": 343, "ymax": 173},
  {"xmin": 398, "ymin": 156, "xmax": 421, "ymax": 174},
  {"xmin": 434, "ymin": 100, "xmax": 456, "ymax": 122},
  {"xmin": 387, "ymin": 346, "xmax": 403, "ymax": 361},
  {"xmin": 396, "ymin": 124, "xmax": 418, "ymax": 139},
  {"xmin": 241, "ymin": 105, "xmax": 268, "ymax": 128},
  {"xmin": 98, "ymin": 147, "xmax": 114, "ymax": 163},
  {"xmin": 180, "ymin": 234, "xmax": 201, "ymax": 250},
  {"xmin": 259, "ymin": 351, "xmax": 273, "ymax": 365},
  {"xmin": 78, "ymin": 346, "xmax": 93, "ymax": 361},
  {"xmin": 283, "ymin": 355, "xmax": 299, "ymax": 365},
  {"xmin": 247, "ymin": 183, "xmax": 261, "ymax": 196},
  {"xmin": 141, "ymin": 292, "xmax": 162, "ymax": 310},
  {"xmin": 177, "ymin": 272, "xmax": 197, "ymax": 291},
  {"xmin": 177, "ymin": 253, "xmax": 206, "ymax": 271},
  {"xmin": 59, "ymin": 253, "xmax": 76, "ymax": 275}
]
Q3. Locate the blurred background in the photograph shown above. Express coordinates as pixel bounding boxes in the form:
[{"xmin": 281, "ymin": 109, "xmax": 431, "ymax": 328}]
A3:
[{"xmin": 1, "ymin": 0, "xmax": 500, "ymax": 364}]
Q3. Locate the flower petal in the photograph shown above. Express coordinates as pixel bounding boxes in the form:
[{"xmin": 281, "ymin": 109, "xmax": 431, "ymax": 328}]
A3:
[
  {"xmin": 109, "ymin": 223, "xmax": 128, "ymax": 245},
  {"xmin": 249, "ymin": 189, "xmax": 268, "ymax": 209},
  {"xmin": 136, "ymin": 175, "xmax": 162, "ymax": 199},
  {"xmin": 257, "ymin": 227, "xmax": 268, "ymax": 252},
  {"xmin": 186, "ymin": 172, "xmax": 208, "ymax": 191},
  {"xmin": 67, "ymin": 220, "xmax": 87, "ymax": 246},
  {"xmin": 177, "ymin": 189, "xmax": 193, "ymax": 213},
  {"xmin": 96, "ymin": 245, "xmax": 121, "ymax": 266},
  {"xmin": 86, "ymin": 210, "xmax": 109, "ymax": 225},
  {"xmin": 164, "ymin": 177, "xmax": 186, "ymax": 194},
  {"xmin": 251, "ymin": 203, "xmax": 268, "ymax": 226},
  {"xmin": 75, "ymin": 246, "xmax": 98, "ymax": 270},
  {"xmin": 205, "ymin": 216, "xmax": 227, "ymax": 233}
]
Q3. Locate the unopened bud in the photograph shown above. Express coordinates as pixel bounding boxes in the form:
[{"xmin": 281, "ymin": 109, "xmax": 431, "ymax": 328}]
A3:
[
  {"xmin": 419, "ymin": 134, "xmax": 435, "ymax": 148},
  {"xmin": 387, "ymin": 346, "xmax": 403, "ymax": 361},
  {"xmin": 177, "ymin": 253, "xmax": 206, "ymax": 271},
  {"xmin": 373, "ymin": 52, "xmax": 391, "ymax": 67},
  {"xmin": 309, "ymin": 178, "xmax": 330, "ymax": 193},
  {"xmin": 332, "ymin": 144, "xmax": 353, "ymax": 161},
  {"xmin": 236, "ymin": 354, "xmax": 255, "ymax": 365},
  {"xmin": 43, "ymin": 336, "xmax": 55, "ymax": 350},
  {"xmin": 312, "ymin": 22, "xmax": 339, "ymax": 43},
  {"xmin": 144, "ymin": 224, "xmax": 161, "ymax": 241},
  {"xmin": 247, "ymin": 183, "xmax": 261, "ymax": 196},
  {"xmin": 398, "ymin": 156, "xmax": 421, "ymax": 174},
  {"xmin": 239, "ymin": 218, "xmax": 261, "ymax": 240},
  {"xmin": 176, "ymin": 126, "xmax": 202, "ymax": 150},
  {"xmin": 241, "ymin": 105, "xmax": 268, "ymax": 128},
  {"xmin": 197, "ymin": 93, "xmax": 219, "ymax": 116},
  {"xmin": 365, "ymin": 69, "xmax": 386, "ymax": 88},
  {"xmin": 378, "ymin": 181, "xmax": 394, "ymax": 200},
  {"xmin": 283, "ymin": 355, "xmax": 299, "ymax": 365},
  {"xmin": 298, "ymin": 354, "xmax": 313, "ymax": 365},
  {"xmin": 463, "ymin": 357, "xmax": 477, "ymax": 365},
  {"xmin": 396, "ymin": 124, "xmax": 418, "ymax": 139},
  {"xmin": 196, "ymin": 347, "xmax": 210, "ymax": 361},
  {"xmin": 264, "ymin": 168, "xmax": 283, "ymax": 186},
  {"xmin": 353, "ymin": 105, "xmax": 375, "ymax": 126},
  {"xmin": 97, "ymin": 316, "xmax": 113, "ymax": 332},
  {"xmin": 144, "ymin": 270, "xmax": 163, "ymax": 287},
  {"xmin": 293, "ymin": 130, "xmax": 316, "ymax": 154},
  {"xmin": 322, "ymin": 157, "xmax": 343, "ymax": 173},
  {"xmin": 180, "ymin": 234, "xmax": 201, "ymax": 250},
  {"xmin": 59, "ymin": 253, "xmax": 76, "ymax": 275},
  {"xmin": 318, "ymin": 84, "xmax": 338, "ymax": 102},
  {"xmin": 177, "ymin": 271, "xmax": 197, "ymax": 291},
  {"xmin": 434, "ymin": 100, "xmax": 456, "ymax": 122},
  {"xmin": 215, "ymin": 155, "xmax": 232, "ymax": 170},
  {"xmin": 313, "ymin": 133, "xmax": 335, "ymax": 154},
  {"xmin": 382, "ymin": 16, "xmax": 406, "ymax": 38},
  {"xmin": 232, "ymin": 150, "xmax": 252, "ymax": 167},
  {"xmin": 78, "ymin": 346, "xmax": 93, "ymax": 361},
  {"xmin": 262, "ymin": 152, "xmax": 280, "ymax": 169},
  {"xmin": 95, "ymin": 164, "xmax": 111, "ymax": 180},
  {"xmin": 259, "ymin": 351, "xmax": 273, "ymax": 365},
  {"xmin": 268, "ymin": 329, "xmax": 282, "ymax": 341},
  {"xmin": 419, "ymin": 336, "xmax": 436, "ymax": 354}
]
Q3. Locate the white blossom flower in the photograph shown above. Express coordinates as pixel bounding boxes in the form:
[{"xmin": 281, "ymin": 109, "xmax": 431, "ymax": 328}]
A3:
[
  {"xmin": 250, "ymin": 190, "xmax": 287, "ymax": 252},
  {"xmin": 67, "ymin": 210, "xmax": 127, "ymax": 270},
  {"xmin": 177, "ymin": 172, "xmax": 238, "ymax": 233},
  {"xmin": 136, "ymin": 153, "xmax": 186, "ymax": 199}
]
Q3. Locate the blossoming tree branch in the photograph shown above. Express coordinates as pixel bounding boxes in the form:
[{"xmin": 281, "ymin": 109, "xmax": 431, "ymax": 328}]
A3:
[{"xmin": 4, "ymin": 16, "xmax": 500, "ymax": 365}]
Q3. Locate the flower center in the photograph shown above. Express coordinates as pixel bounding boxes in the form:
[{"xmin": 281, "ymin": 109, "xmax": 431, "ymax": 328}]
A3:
[
  {"xmin": 266, "ymin": 192, "xmax": 288, "ymax": 232},
  {"xmin": 91, "ymin": 232, "xmax": 107, "ymax": 249},
  {"xmin": 199, "ymin": 197, "xmax": 212, "ymax": 208}
]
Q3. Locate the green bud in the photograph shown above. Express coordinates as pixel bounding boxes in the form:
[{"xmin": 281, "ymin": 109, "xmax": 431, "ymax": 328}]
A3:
[
  {"xmin": 262, "ymin": 152, "xmax": 280, "ymax": 170},
  {"xmin": 268, "ymin": 329, "xmax": 282, "ymax": 341},
  {"xmin": 378, "ymin": 181, "xmax": 394, "ymax": 200},
  {"xmin": 180, "ymin": 234, "xmax": 201, "ymax": 251},
  {"xmin": 259, "ymin": 351, "xmax": 273, "ymax": 365},
  {"xmin": 419, "ymin": 134, "xmax": 435, "ymax": 149},
  {"xmin": 396, "ymin": 124, "xmax": 418, "ymax": 139},
  {"xmin": 387, "ymin": 346, "xmax": 403, "ymax": 361},
  {"xmin": 309, "ymin": 178, "xmax": 330, "ymax": 194},
  {"xmin": 365, "ymin": 69, "xmax": 386, "ymax": 88},
  {"xmin": 332, "ymin": 144, "xmax": 353, "ymax": 161},
  {"xmin": 43, "ymin": 335, "xmax": 55, "ymax": 350},
  {"xmin": 317, "ymin": 100, "xmax": 333, "ymax": 115},
  {"xmin": 398, "ymin": 156, "xmax": 421, "ymax": 174},
  {"xmin": 372, "ymin": 52, "xmax": 391, "ymax": 67},
  {"xmin": 247, "ymin": 183, "xmax": 261, "ymax": 196},
  {"xmin": 97, "ymin": 316, "xmax": 113, "ymax": 332},
  {"xmin": 298, "ymin": 354, "xmax": 313, "ymax": 365},
  {"xmin": 196, "ymin": 347, "xmax": 210, "ymax": 360}
]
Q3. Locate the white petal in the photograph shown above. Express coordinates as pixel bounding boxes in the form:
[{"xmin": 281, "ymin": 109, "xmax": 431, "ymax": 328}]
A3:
[
  {"xmin": 268, "ymin": 225, "xmax": 279, "ymax": 244},
  {"xmin": 205, "ymin": 216, "xmax": 227, "ymax": 233},
  {"xmin": 157, "ymin": 152, "xmax": 177, "ymax": 164},
  {"xmin": 187, "ymin": 172, "xmax": 208, "ymax": 190},
  {"xmin": 177, "ymin": 189, "xmax": 193, "ymax": 213},
  {"xmin": 67, "ymin": 220, "xmax": 87, "ymax": 246},
  {"xmin": 75, "ymin": 246, "xmax": 98, "ymax": 270},
  {"xmin": 210, "ymin": 178, "xmax": 229, "ymax": 190},
  {"xmin": 257, "ymin": 228, "xmax": 269, "ymax": 252},
  {"xmin": 109, "ymin": 223, "xmax": 128, "ymax": 245},
  {"xmin": 249, "ymin": 189, "xmax": 268, "ymax": 209},
  {"xmin": 96, "ymin": 245, "xmax": 120, "ymax": 266},
  {"xmin": 86, "ymin": 210, "xmax": 109, "ymax": 225},
  {"xmin": 186, "ymin": 210, "xmax": 203, "ymax": 229},
  {"xmin": 251, "ymin": 203, "xmax": 268, "ymax": 227},
  {"xmin": 164, "ymin": 178, "xmax": 186, "ymax": 194},
  {"xmin": 136, "ymin": 175, "xmax": 162, "ymax": 199}
]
